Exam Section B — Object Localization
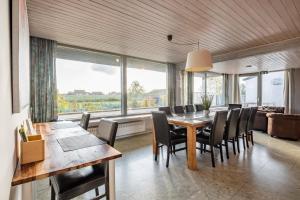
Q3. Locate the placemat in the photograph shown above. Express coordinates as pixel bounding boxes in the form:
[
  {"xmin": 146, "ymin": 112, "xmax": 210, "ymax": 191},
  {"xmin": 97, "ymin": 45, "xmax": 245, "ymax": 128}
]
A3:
[
  {"xmin": 51, "ymin": 122, "xmax": 78, "ymax": 130},
  {"xmin": 57, "ymin": 134, "xmax": 106, "ymax": 152}
]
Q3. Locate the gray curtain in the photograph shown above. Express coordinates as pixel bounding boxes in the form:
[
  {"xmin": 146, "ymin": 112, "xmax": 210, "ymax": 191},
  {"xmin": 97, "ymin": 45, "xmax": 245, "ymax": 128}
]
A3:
[
  {"xmin": 30, "ymin": 37, "xmax": 57, "ymax": 122},
  {"xmin": 223, "ymin": 74, "xmax": 229, "ymax": 106},
  {"xmin": 284, "ymin": 69, "xmax": 295, "ymax": 114},
  {"xmin": 233, "ymin": 74, "xmax": 241, "ymax": 104},
  {"xmin": 167, "ymin": 63, "xmax": 176, "ymax": 107},
  {"xmin": 187, "ymin": 72, "xmax": 193, "ymax": 104}
]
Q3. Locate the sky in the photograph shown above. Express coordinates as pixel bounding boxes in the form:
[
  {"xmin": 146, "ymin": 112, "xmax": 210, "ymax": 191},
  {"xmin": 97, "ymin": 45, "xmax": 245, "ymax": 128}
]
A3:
[{"xmin": 56, "ymin": 59, "xmax": 167, "ymax": 94}]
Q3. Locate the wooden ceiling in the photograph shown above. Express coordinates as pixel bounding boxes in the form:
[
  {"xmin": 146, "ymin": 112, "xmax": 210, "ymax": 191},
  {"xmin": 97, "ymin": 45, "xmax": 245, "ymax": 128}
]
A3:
[{"xmin": 27, "ymin": 0, "xmax": 300, "ymax": 73}]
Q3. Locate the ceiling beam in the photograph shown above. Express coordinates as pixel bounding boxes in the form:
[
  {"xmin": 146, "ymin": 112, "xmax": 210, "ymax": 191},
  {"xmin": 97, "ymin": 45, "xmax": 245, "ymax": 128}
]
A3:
[{"xmin": 213, "ymin": 37, "xmax": 300, "ymax": 63}]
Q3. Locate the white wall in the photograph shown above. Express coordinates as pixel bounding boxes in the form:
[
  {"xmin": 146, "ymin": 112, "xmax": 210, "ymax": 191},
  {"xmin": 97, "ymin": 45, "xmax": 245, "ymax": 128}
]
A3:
[
  {"xmin": 293, "ymin": 69, "xmax": 300, "ymax": 114},
  {"xmin": 0, "ymin": 0, "xmax": 29, "ymax": 199}
]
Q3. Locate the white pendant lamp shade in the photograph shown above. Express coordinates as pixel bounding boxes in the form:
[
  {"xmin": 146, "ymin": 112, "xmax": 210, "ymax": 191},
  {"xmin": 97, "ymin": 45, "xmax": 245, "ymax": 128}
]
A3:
[{"xmin": 185, "ymin": 49, "xmax": 213, "ymax": 72}]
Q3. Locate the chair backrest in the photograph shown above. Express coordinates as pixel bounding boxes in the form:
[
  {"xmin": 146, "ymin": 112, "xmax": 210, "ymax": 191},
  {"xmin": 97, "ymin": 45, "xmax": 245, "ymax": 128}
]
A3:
[
  {"xmin": 95, "ymin": 119, "xmax": 118, "ymax": 147},
  {"xmin": 79, "ymin": 112, "xmax": 90, "ymax": 130},
  {"xmin": 247, "ymin": 107, "xmax": 258, "ymax": 131},
  {"xmin": 173, "ymin": 106, "xmax": 185, "ymax": 114},
  {"xmin": 195, "ymin": 104, "xmax": 204, "ymax": 112},
  {"xmin": 211, "ymin": 111, "xmax": 228, "ymax": 145},
  {"xmin": 185, "ymin": 105, "xmax": 195, "ymax": 113},
  {"xmin": 151, "ymin": 111, "xmax": 170, "ymax": 146},
  {"xmin": 224, "ymin": 108, "xmax": 241, "ymax": 139},
  {"xmin": 236, "ymin": 108, "xmax": 251, "ymax": 136},
  {"xmin": 228, "ymin": 104, "xmax": 242, "ymax": 110},
  {"xmin": 158, "ymin": 106, "xmax": 172, "ymax": 116}
]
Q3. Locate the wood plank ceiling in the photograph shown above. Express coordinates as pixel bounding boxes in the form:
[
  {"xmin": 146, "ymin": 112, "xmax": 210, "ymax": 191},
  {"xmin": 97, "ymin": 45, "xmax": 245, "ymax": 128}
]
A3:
[{"xmin": 27, "ymin": 0, "xmax": 300, "ymax": 74}]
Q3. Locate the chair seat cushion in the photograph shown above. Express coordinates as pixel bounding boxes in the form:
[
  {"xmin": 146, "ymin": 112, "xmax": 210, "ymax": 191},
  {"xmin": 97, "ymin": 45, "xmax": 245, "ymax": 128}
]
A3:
[{"xmin": 50, "ymin": 164, "xmax": 106, "ymax": 194}]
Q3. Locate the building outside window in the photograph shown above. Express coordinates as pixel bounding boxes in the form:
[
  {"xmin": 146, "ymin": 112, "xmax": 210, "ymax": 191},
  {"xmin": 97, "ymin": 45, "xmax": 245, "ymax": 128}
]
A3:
[
  {"xmin": 193, "ymin": 73, "xmax": 205, "ymax": 104},
  {"xmin": 239, "ymin": 76, "xmax": 258, "ymax": 107},
  {"xmin": 262, "ymin": 71, "xmax": 284, "ymax": 106},
  {"xmin": 127, "ymin": 58, "xmax": 168, "ymax": 114}
]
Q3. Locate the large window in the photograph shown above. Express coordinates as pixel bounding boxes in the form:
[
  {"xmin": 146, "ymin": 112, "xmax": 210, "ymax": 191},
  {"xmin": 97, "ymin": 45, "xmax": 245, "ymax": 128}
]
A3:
[
  {"xmin": 262, "ymin": 71, "xmax": 284, "ymax": 106},
  {"xmin": 239, "ymin": 76, "xmax": 258, "ymax": 107},
  {"xmin": 206, "ymin": 73, "xmax": 224, "ymax": 106},
  {"xmin": 56, "ymin": 47, "xmax": 121, "ymax": 116},
  {"xmin": 193, "ymin": 73, "xmax": 205, "ymax": 103},
  {"xmin": 193, "ymin": 72, "xmax": 225, "ymax": 106},
  {"xmin": 127, "ymin": 58, "xmax": 168, "ymax": 114}
]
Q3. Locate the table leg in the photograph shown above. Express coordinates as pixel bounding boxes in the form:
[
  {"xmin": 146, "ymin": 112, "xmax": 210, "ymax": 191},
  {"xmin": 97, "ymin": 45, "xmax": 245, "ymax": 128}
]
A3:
[
  {"xmin": 109, "ymin": 160, "xmax": 116, "ymax": 200},
  {"xmin": 152, "ymin": 121, "xmax": 158, "ymax": 155},
  {"xmin": 187, "ymin": 126, "xmax": 198, "ymax": 170}
]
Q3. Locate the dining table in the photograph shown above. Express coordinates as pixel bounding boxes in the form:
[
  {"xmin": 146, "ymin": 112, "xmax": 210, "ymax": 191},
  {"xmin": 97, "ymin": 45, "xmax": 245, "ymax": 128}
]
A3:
[
  {"xmin": 152, "ymin": 111, "xmax": 215, "ymax": 170},
  {"xmin": 12, "ymin": 121, "xmax": 122, "ymax": 200}
]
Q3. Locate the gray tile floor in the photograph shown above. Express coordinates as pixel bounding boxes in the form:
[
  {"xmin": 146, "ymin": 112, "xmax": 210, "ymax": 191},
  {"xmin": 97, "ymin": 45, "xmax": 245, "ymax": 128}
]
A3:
[{"xmin": 36, "ymin": 132, "xmax": 300, "ymax": 200}]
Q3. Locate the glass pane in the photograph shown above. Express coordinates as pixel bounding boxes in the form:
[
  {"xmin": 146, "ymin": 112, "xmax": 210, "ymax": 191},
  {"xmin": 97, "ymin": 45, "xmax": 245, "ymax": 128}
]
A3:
[
  {"xmin": 193, "ymin": 73, "xmax": 205, "ymax": 103},
  {"xmin": 56, "ymin": 54, "xmax": 121, "ymax": 117},
  {"xmin": 206, "ymin": 74, "xmax": 224, "ymax": 106},
  {"xmin": 127, "ymin": 58, "xmax": 168, "ymax": 114},
  {"xmin": 262, "ymin": 71, "xmax": 284, "ymax": 106},
  {"xmin": 239, "ymin": 76, "xmax": 257, "ymax": 107}
]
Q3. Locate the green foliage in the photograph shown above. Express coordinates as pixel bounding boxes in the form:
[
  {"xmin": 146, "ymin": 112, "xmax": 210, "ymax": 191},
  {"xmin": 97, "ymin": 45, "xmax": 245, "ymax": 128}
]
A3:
[{"xmin": 201, "ymin": 94, "xmax": 214, "ymax": 110}]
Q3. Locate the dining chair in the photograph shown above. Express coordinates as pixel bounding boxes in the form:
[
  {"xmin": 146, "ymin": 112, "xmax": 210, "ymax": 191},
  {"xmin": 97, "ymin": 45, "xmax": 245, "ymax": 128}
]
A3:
[
  {"xmin": 173, "ymin": 106, "xmax": 185, "ymax": 114},
  {"xmin": 50, "ymin": 119, "xmax": 118, "ymax": 200},
  {"xmin": 236, "ymin": 108, "xmax": 251, "ymax": 153},
  {"xmin": 223, "ymin": 108, "xmax": 240, "ymax": 159},
  {"xmin": 79, "ymin": 112, "xmax": 90, "ymax": 130},
  {"xmin": 194, "ymin": 104, "xmax": 204, "ymax": 112},
  {"xmin": 152, "ymin": 111, "xmax": 187, "ymax": 167},
  {"xmin": 158, "ymin": 107, "xmax": 187, "ymax": 152},
  {"xmin": 228, "ymin": 104, "xmax": 242, "ymax": 110},
  {"xmin": 196, "ymin": 110, "xmax": 228, "ymax": 167},
  {"xmin": 185, "ymin": 105, "xmax": 195, "ymax": 113},
  {"xmin": 246, "ymin": 107, "xmax": 258, "ymax": 146}
]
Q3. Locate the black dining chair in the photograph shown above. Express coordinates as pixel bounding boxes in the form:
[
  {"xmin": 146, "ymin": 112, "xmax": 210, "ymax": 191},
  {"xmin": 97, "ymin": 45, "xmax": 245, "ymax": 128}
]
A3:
[
  {"xmin": 236, "ymin": 108, "xmax": 251, "ymax": 153},
  {"xmin": 50, "ymin": 119, "xmax": 118, "ymax": 200},
  {"xmin": 223, "ymin": 108, "xmax": 241, "ymax": 159},
  {"xmin": 246, "ymin": 107, "xmax": 258, "ymax": 146},
  {"xmin": 195, "ymin": 104, "xmax": 204, "ymax": 112},
  {"xmin": 152, "ymin": 111, "xmax": 187, "ymax": 167},
  {"xmin": 228, "ymin": 104, "xmax": 242, "ymax": 110},
  {"xmin": 196, "ymin": 110, "xmax": 228, "ymax": 167},
  {"xmin": 185, "ymin": 105, "xmax": 195, "ymax": 113},
  {"xmin": 173, "ymin": 106, "xmax": 185, "ymax": 114},
  {"xmin": 158, "ymin": 107, "xmax": 187, "ymax": 152},
  {"xmin": 79, "ymin": 112, "xmax": 90, "ymax": 130}
]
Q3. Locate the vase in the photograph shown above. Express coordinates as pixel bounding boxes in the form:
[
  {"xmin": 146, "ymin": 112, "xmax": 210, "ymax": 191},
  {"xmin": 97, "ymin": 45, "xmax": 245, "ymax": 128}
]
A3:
[{"xmin": 203, "ymin": 109, "xmax": 210, "ymax": 117}]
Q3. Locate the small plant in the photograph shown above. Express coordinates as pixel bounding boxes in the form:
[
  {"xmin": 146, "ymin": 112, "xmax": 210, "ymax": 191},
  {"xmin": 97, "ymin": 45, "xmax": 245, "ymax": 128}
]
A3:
[{"xmin": 201, "ymin": 94, "xmax": 214, "ymax": 110}]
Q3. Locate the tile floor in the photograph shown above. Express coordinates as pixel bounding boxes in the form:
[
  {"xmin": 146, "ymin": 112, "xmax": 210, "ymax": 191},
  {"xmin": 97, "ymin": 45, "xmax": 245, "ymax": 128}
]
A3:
[{"xmin": 35, "ymin": 131, "xmax": 300, "ymax": 200}]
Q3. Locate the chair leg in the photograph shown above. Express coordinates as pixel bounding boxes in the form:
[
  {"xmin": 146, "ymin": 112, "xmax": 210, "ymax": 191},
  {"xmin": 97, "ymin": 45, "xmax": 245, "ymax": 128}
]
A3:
[
  {"xmin": 245, "ymin": 133, "xmax": 249, "ymax": 148},
  {"xmin": 219, "ymin": 144, "xmax": 224, "ymax": 162},
  {"xmin": 155, "ymin": 144, "xmax": 158, "ymax": 161},
  {"xmin": 251, "ymin": 131, "xmax": 254, "ymax": 145},
  {"xmin": 210, "ymin": 145, "xmax": 215, "ymax": 168},
  {"xmin": 225, "ymin": 140, "xmax": 229, "ymax": 159},
  {"xmin": 204, "ymin": 144, "xmax": 207, "ymax": 152},
  {"xmin": 232, "ymin": 139, "xmax": 236, "ymax": 155},
  {"xmin": 95, "ymin": 187, "xmax": 99, "ymax": 196},
  {"xmin": 173, "ymin": 144, "xmax": 176, "ymax": 155},
  {"xmin": 200, "ymin": 143, "xmax": 203, "ymax": 154},
  {"xmin": 105, "ymin": 178, "xmax": 110, "ymax": 200},
  {"xmin": 51, "ymin": 186, "xmax": 55, "ymax": 200},
  {"xmin": 166, "ymin": 146, "xmax": 170, "ymax": 168},
  {"xmin": 236, "ymin": 137, "xmax": 240, "ymax": 153},
  {"xmin": 242, "ymin": 135, "xmax": 246, "ymax": 150}
]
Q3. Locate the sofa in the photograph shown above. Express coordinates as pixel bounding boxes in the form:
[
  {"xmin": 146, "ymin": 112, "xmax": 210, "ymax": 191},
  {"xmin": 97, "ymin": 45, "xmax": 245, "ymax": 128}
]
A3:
[
  {"xmin": 253, "ymin": 106, "xmax": 285, "ymax": 132},
  {"xmin": 267, "ymin": 113, "xmax": 300, "ymax": 140}
]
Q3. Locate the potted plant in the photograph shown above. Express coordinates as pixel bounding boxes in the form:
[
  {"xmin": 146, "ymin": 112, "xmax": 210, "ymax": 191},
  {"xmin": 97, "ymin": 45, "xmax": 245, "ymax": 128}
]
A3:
[{"xmin": 201, "ymin": 94, "xmax": 214, "ymax": 117}]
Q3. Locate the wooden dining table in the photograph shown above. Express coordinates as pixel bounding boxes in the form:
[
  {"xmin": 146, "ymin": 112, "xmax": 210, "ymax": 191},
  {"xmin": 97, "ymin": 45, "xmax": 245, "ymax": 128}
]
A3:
[
  {"xmin": 152, "ymin": 111, "xmax": 215, "ymax": 170},
  {"xmin": 12, "ymin": 121, "xmax": 122, "ymax": 200}
]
